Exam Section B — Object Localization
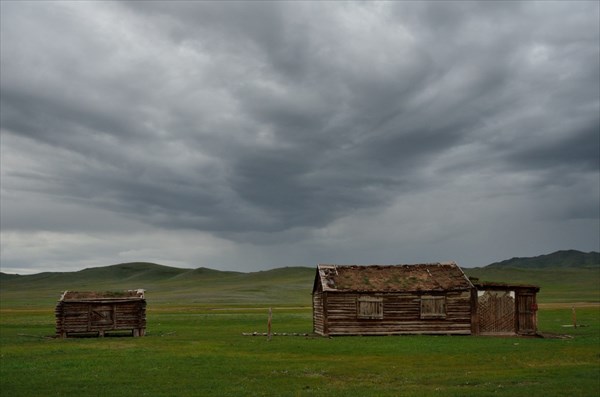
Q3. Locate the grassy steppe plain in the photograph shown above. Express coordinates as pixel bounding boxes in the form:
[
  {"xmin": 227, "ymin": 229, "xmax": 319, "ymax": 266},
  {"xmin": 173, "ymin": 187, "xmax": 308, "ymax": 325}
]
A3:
[{"xmin": 1, "ymin": 265, "xmax": 599, "ymax": 396}]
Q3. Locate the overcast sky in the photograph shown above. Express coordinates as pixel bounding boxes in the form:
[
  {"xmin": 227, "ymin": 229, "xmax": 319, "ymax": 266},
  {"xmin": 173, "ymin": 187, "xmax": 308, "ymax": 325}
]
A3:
[{"xmin": 1, "ymin": 1, "xmax": 598, "ymax": 274}]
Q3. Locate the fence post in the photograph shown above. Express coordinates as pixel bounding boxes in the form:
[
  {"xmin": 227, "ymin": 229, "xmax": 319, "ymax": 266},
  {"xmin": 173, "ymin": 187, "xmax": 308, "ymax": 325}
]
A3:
[{"xmin": 268, "ymin": 307, "xmax": 273, "ymax": 341}]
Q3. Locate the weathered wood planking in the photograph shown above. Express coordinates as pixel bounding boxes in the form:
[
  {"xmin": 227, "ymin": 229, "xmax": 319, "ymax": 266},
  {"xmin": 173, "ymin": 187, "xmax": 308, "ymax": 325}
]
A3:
[
  {"xmin": 312, "ymin": 291, "xmax": 325, "ymax": 335},
  {"xmin": 318, "ymin": 291, "xmax": 472, "ymax": 336}
]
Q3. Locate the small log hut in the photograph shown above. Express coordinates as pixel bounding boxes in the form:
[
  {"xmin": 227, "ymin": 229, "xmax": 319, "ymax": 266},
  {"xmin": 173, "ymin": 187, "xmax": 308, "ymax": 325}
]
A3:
[
  {"xmin": 312, "ymin": 263, "xmax": 539, "ymax": 337},
  {"xmin": 55, "ymin": 289, "xmax": 146, "ymax": 338}
]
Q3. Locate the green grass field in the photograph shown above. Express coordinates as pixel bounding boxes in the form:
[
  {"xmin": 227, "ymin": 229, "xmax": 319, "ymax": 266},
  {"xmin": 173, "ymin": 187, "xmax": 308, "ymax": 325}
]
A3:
[{"xmin": 1, "ymin": 264, "xmax": 599, "ymax": 396}]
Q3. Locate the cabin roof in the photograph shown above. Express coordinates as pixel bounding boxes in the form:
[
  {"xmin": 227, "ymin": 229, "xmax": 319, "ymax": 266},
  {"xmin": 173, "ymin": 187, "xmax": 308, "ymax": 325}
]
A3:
[
  {"xmin": 473, "ymin": 282, "xmax": 540, "ymax": 292},
  {"xmin": 314, "ymin": 263, "xmax": 473, "ymax": 293},
  {"xmin": 59, "ymin": 289, "xmax": 145, "ymax": 301}
]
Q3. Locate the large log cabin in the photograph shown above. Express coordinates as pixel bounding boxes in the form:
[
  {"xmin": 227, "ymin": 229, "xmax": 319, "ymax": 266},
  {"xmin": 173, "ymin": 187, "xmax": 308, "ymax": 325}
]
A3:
[{"xmin": 312, "ymin": 263, "xmax": 539, "ymax": 336}]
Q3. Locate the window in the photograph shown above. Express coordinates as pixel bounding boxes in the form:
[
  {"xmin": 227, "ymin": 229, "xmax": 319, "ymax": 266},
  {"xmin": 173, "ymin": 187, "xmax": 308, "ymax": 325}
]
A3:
[
  {"xmin": 357, "ymin": 296, "xmax": 383, "ymax": 319},
  {"xmin": 420, "ymin": 295, "xmax": 446, "ymax": 319}
]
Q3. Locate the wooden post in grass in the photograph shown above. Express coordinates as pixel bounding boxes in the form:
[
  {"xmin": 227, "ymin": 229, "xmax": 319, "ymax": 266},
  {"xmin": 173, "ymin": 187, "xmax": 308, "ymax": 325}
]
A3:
[
  {"xmin": 267, "ymin": 307, "xmax": 273, "ymax": 341},
  {"xmin": 572, "ymin": 306, "xmax": 577, "ymax": 329}
]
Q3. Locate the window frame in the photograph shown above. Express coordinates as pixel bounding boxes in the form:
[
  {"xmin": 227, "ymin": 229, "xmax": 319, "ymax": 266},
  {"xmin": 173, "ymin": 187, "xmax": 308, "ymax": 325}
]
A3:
[
  {"xmin": 356, "ymin": 296, "xmax": 384, "ymax": 320},
  {"xmin": 420, "ymin": 295, "xmax": 447, "ymax": 319}
]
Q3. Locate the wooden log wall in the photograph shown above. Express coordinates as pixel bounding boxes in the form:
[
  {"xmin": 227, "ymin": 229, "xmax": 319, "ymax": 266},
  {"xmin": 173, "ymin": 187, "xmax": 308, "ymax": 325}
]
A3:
[
  {"xmin": 55, "ymin": 299, "xmax": 146, "ymax": 338},
  {"xmin": 321, "ymin": 291, "xmax": 472, "ymax": 336},
  {"xmin": 312, "ymin": 292, "xmax": 325, "ymax": 335}
]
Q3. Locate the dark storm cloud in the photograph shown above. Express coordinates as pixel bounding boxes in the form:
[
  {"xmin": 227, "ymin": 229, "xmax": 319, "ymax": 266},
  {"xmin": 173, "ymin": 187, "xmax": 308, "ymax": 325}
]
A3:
[
  {"xmin": 1, "ymin": 1, "xmax": 598, "ymax": 272},
  {"xmin": 506, "ymin": 120, "xmax": 600, "ymax": 173}
]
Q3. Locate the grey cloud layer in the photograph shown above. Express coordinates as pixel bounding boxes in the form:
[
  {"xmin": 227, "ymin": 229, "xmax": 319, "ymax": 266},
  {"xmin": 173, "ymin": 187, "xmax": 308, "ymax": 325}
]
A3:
[{"xmin": 1, "ymin": 1, "xmax": 598, "ymax": 266}]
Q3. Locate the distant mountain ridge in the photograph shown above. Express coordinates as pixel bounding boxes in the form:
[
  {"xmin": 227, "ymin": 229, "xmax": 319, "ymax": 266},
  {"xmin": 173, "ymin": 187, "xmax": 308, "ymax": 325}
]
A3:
[
  {"xmin": 2, "ymin": 250, "xmax": 599, "ymax": 279},
  {"xmin": 0, "ymin": 261, "xmax": 299, "ymax": 280},
  {"xmin": 485, "ymin": 250, "xmax": 599, "ymax": 269},
  {"xmin": 0, "ymin": 261, "xmax": 313, "ymax": 289}
]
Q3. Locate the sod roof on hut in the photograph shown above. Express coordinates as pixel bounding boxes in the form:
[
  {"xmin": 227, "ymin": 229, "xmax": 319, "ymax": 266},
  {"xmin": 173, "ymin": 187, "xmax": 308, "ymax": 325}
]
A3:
[
  {"xmin": 315, "ymin": 263, "xmax": 473, "ymax": 293},
  {"xmin": 59, "ymin": 289, "xmax": 145, "ymax": 301}
]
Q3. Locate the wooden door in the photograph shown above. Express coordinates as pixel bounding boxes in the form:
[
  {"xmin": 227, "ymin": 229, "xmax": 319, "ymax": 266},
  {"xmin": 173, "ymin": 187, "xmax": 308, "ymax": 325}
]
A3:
[
  {"xmin": 90, "ymin": 304, "xmax": 115, "ymax": 327},
  {"xmin": 517, "ymin": 293, "xmax": 536, "ymax": 335},
  {"xmin": 478, "ymin": 290, "xmax": 515, "ymax": 334}
]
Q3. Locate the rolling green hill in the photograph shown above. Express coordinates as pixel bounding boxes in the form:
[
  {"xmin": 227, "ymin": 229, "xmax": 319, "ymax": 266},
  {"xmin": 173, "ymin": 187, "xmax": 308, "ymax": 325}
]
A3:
[{"xmin": 485, "ymin": 250, "xmax": 599, "ymax": 269}]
